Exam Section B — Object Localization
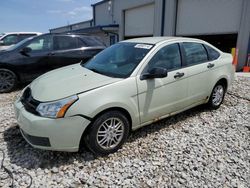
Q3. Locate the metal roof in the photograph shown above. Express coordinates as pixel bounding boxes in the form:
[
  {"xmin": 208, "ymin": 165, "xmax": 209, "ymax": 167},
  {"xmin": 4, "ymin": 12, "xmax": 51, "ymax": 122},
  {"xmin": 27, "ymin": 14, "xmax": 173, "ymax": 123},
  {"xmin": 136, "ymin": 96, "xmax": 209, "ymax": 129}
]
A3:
[{"xmin": 69, "ymin": 24, "xmax": 119, "ymax": 34}]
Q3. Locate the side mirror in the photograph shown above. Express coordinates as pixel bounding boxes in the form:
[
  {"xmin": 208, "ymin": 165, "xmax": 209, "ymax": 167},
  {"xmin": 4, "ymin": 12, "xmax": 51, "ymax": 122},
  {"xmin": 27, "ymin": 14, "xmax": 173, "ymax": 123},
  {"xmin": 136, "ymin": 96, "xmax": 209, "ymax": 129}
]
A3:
[
  {"xmin": 140, "ymin": 67, "xmax": 168, "ymax": 80},
  {"xmin": 20, "ymin": 47, "xmax": 32, "ymax": 56},
  {"xmin": 0, "ymin": 40, "xmax": 4, "ymax": 45}
]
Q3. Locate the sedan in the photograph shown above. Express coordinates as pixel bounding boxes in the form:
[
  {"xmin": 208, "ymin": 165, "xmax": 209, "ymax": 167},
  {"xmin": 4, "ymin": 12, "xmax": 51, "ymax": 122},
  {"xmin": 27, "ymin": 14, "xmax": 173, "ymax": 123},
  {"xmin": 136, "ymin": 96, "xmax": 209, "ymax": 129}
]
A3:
[
  {"xmin": 14, "ymin": 37, "xmax": 235, "ymax": 155},
  {"xmin": 0, "ymin": 33, "xmax": 105, "ymax": 92}
]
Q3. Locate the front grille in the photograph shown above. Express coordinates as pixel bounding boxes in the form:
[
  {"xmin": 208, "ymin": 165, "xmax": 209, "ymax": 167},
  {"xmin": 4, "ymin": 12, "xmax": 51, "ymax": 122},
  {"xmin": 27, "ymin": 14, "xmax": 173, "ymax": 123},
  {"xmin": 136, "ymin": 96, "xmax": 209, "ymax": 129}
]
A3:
[{"xmin": 21, "ymin": 87, "xmax": 40, "ymax": 115}]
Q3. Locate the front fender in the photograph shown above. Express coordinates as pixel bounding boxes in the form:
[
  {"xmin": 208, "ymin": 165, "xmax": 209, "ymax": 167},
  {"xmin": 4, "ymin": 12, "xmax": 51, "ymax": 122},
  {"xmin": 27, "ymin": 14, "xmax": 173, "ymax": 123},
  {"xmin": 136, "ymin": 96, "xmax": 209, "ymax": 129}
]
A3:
[{"xmin": 66, "ymin": 77, "xmax": 140, "ymax": 128}]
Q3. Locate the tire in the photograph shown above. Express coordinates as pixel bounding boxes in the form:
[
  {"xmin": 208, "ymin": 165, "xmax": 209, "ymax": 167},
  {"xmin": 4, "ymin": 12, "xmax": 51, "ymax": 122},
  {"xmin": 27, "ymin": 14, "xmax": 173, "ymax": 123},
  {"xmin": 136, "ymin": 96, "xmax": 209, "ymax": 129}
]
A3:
[
  {"xmin": 207, "ymin": 82, "xmax": 226, "ymax": 109},
  {"xmin": 0, "ymin": 69, "xmax": 17, "ymax": 93},
  {"xmin": 84, "ymin": 111, "xmax": 130, "ymax": 155}
]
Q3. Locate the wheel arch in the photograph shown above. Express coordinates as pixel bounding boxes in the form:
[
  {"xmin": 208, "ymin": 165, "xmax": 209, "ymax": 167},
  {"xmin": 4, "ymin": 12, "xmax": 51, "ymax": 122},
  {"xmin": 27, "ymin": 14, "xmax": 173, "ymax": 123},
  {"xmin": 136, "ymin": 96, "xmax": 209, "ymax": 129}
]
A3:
[
  {"xmin": 79, "ymin": 106, "xmax": 133, "ymax": 149},
  {"xmin": 215, "ymin": 77, "xmax": 228, "ymax": 91},
  {"xmin": 0, "ymin": 64, "xmax": 21, "ymax": 81}
]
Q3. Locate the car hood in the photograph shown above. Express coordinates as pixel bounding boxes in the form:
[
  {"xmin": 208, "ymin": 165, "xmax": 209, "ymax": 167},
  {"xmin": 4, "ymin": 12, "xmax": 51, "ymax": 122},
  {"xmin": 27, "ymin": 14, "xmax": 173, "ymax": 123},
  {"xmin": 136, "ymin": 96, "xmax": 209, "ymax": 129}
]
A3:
[{"xmin": 30, "ymin": 64, "xmax": 122, "ymax": 102}]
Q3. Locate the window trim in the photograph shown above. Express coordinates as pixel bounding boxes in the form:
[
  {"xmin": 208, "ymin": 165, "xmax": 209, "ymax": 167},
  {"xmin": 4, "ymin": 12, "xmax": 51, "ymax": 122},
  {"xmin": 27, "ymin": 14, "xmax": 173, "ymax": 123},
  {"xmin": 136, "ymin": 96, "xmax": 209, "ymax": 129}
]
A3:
[
  {"xmin": 180, "ymin": 42, "xmax": 210, "ymax": 68},
  {"xmin": 26, "ymin": 34, "xmax": 53, "ymax": 52},
  {"xmin": 142, "ymin": 42, "xmax": 183, "ymax": 74},
  {"xmin": 203, "ymin": 44, "xmax": 221, "ymax": 61},
  {"xmin": 53, "ymin": 35, "xmax": 78, "ymax": 51}
]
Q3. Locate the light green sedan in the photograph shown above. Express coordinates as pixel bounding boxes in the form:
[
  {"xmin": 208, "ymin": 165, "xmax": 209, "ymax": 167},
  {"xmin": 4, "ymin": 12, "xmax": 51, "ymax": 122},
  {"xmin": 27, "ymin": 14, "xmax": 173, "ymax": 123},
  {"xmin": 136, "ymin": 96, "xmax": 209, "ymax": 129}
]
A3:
[{"xmin": 14, "ymin": 37, "xmax": 235, "ymax": 155}]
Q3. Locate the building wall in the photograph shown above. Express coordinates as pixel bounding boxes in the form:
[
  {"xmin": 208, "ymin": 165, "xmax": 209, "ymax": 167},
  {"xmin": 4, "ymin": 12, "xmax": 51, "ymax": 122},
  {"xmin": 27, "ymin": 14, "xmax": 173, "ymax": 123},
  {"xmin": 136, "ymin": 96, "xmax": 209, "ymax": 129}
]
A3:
[
  {"xmin": 236, "ymin": 0, "xmax": 250, "ymax": 70},
  {"xmin": 93, "ymin": 0, "xmax": 155, "ymax": 40},
  {"xmin": 94, "ymin": 1, "xmax": 113, "ymax": 25},
  {"xmin": 71, "ymin": 21, "xmax": 92, "ymax": 31},
  {"xmin": 50, "ymin": 20, "xmax": 92, "ymax": 33},
  {"xmin": 50, "ymin": 26, "xmax": 71, "ymax": 33},
  {"xmin": 124, "ymin": 3, "xmax": 155, "ymax": 37},
  {"xmin": 176, "ymin": 0, "xmax": 243, "ymax": 36}
]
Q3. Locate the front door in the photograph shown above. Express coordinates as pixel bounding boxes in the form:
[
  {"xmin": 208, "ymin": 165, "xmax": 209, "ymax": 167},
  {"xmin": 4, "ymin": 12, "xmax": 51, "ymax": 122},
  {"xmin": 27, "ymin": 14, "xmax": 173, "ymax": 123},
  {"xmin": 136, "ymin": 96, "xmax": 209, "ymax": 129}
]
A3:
[
  {"xmin": 17, "ymin": 35, "xmax": 53, "ymax": 81},
  {"xmin": 137, "ymin": 43, "xmax": 189, "ymax": 124}
]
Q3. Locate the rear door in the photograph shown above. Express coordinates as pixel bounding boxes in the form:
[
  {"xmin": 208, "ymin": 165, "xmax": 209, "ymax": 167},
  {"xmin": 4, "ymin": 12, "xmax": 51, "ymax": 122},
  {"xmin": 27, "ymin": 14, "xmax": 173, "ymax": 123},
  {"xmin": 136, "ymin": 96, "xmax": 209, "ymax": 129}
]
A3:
[
  {"xmin": 137, "ymin": 43, "xmax": 189, "ymax": 124},
  {"xmin": 180, "ymin": 42, "xmax": 211, "ymax": 106}
]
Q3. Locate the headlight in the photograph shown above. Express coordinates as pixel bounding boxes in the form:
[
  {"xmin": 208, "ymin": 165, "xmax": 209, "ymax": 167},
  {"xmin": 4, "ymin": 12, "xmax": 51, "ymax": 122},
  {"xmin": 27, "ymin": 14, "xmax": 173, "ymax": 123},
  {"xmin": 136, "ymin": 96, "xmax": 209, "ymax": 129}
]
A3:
[{"xmin": 36, "ymin": 95, "xmax": 78, "ymax": 118}]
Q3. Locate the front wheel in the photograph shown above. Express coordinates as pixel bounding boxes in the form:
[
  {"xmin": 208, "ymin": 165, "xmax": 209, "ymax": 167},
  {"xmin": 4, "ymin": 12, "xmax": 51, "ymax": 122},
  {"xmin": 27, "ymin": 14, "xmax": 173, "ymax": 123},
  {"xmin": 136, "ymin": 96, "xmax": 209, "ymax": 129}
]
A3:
[
  {"xmin": 84, "ymin": 111, "xmax": 130, "ymax": 155},
  {"xmin": 0, "ymin": 69, "xmax": 17, "ymax": 93},
  {"xmin": 208, "ymin": 83, "xmax": 226, "ymax": 109}
]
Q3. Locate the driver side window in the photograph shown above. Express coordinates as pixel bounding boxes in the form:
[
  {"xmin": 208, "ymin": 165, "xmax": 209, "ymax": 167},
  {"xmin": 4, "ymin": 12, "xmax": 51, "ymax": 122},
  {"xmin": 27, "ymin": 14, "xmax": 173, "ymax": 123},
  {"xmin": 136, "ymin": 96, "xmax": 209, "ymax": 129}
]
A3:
[
  {"xmin": 26, "ymin": 35, "xmax": 52, "ymax": 52},
  {"xmin": 148, "ymin": 43, "xmax": 181, "ymax": 71}
]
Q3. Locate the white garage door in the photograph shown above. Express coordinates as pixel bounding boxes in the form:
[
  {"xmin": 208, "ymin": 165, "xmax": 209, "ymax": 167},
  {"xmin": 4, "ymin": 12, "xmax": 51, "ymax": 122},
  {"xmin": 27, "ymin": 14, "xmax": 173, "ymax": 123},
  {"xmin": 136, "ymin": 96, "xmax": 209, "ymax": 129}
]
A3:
[
  {"xmin": 176, "ymin": 0, "xmax": 243, "ymax": 35},
  {"xmin": 125, "ymin": 4, "xmax": 154, "ymax": 37}
]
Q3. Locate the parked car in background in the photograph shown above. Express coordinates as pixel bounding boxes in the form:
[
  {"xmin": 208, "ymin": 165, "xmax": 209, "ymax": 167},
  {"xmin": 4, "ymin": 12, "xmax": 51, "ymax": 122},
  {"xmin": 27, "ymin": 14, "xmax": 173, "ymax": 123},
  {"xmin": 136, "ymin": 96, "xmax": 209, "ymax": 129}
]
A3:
[
  {"xmin": 14, "ymin": 37, "xmax": 235, "ymax": 155},
  {"xmin": 0, "ymin": 32, "xmax": 41, "ymax": 51},
  {"xmin": 0, "ymin": 33, "xmax": 105, "ymax": 92}
]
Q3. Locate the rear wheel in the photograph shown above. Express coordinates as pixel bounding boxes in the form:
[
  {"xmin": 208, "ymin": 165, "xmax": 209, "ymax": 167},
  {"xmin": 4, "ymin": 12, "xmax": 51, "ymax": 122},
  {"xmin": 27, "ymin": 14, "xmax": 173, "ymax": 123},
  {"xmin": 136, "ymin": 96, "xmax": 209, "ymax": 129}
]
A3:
[
  {"xmin": 0, "ymin": 69, "xmax": 17, "ymax": 93},
  {"xmin": 208, "ymin": 82, "xmax": 226, "ymax": 109},
  {"xmin": 84, "ymin": 111, "xmax": 130, "ymax": 155}
]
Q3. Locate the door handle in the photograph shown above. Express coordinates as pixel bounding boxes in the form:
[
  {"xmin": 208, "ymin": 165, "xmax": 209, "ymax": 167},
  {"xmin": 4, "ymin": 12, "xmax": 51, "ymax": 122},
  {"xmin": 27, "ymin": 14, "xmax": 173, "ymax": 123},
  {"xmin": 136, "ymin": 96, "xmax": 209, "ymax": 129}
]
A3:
[
  {"xmin": 174, "ymin": 72, "xmax": 185, "ymax": 79},
  {"xmin": 207, "ymin": 63, "xmax": 215, "ymax": 68}
]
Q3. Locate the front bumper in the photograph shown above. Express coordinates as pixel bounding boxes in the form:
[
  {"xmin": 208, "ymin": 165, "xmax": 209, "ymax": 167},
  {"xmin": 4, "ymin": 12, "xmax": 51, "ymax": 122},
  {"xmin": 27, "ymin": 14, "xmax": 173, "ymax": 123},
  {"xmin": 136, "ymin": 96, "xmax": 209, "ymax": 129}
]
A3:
[{"xmin": 14, "ymin": 99, "xmax": 91, "ymax": 152}]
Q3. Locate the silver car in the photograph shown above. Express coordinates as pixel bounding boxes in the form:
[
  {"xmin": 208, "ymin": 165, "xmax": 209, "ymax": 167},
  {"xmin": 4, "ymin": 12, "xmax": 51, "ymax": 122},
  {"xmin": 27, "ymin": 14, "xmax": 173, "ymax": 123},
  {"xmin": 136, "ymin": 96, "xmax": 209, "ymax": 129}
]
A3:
[
  {"xmin": 0, "ymin": 32, "xmax": 41, "ymax": 51},
  {"xmin": 14, "ymin": 37, "xmax": 235, "ymax": 155}
]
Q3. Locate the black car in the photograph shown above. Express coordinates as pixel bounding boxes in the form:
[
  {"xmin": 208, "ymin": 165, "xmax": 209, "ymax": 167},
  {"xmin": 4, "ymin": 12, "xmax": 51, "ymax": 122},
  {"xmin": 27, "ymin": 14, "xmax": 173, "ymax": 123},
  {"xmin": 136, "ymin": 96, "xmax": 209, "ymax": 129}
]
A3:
[{"xmin": 0, "ymin": 33, "xmax": 105, "ymax": 93}]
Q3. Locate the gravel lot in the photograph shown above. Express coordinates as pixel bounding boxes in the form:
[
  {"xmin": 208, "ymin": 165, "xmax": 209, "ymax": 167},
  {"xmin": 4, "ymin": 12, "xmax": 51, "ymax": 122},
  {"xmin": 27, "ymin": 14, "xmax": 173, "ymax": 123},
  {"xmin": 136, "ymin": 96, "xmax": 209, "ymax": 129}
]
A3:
[{"xmin": 0, "ymin": 76, "xmax": 249, "ymax": 188}]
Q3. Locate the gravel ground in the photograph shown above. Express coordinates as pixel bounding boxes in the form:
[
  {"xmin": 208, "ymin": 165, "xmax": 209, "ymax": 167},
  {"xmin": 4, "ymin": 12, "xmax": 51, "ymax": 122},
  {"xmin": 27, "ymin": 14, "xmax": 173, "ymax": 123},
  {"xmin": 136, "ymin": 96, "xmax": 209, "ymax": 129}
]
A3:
[{"xmin": 0, "ymin": 76, "xmax": 249, "ymax": 188}]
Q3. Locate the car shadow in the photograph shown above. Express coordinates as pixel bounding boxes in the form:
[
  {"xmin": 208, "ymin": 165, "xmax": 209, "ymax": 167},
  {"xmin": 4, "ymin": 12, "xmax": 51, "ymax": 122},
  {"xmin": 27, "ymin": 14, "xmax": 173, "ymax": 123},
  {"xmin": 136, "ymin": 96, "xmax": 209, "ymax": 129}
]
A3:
[
  {"xmin": 3, "ymin": 124, "xmax": 96, "ymax": 170},
  {"xmin": 128, "ymin": 104, "xmax": 209, "ymax": 143},
  {"xmin": 3, "ymin": 104, "xmax": 210, "ymax": 170}
]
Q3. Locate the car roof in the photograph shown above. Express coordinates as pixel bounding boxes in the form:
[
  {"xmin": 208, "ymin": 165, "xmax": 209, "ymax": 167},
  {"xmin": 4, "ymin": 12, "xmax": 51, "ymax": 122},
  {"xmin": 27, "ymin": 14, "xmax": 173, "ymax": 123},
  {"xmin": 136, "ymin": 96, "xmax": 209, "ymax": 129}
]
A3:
[
  {"xmin": 123, "ymin": 36, "xmax": 205, "ymax": 45},
  {"xmin": 2, "ymin": 32, "xmax": 42, "ymax": 35},
  {"xmin": 48, "ymin": 33, "xmax": 97, "ymax": 37}
]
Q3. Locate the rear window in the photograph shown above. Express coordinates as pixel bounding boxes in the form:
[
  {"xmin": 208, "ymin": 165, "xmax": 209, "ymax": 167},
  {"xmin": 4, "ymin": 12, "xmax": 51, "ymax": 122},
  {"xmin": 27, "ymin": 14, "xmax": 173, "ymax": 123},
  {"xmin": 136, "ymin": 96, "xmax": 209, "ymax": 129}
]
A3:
[
  {"xmin": 80, "ymin": 36, "xmax": 105, "ymax": 47},
  {"xmin": 204, "ymin": 45, "xmax": 220, "ymax": 60},
  {"xmin": 54, "ymin": 36, "xmax": 78, "ymax": 50},
  {"xmin": 183, "ymin": 42, "xmax": 208, "ymax": 66}
]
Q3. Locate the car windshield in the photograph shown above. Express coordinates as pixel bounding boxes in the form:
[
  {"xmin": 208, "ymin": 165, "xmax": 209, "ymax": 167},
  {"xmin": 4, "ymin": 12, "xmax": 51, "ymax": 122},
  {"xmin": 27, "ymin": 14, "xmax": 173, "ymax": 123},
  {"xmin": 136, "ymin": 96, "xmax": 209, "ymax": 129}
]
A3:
[
  {"xmin": 6, "ymin": 37, "xmax": 33, "ymax": 51},
  {"xmin": 82, "ymin": 42, "xmax": 153, "ymax": 78}
]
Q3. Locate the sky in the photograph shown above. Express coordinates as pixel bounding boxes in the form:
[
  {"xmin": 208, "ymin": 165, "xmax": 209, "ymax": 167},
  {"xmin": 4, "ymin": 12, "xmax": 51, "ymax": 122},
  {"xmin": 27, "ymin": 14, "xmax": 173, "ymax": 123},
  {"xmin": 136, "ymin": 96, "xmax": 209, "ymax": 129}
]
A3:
[{"xmin": 0, "ymin": 0, "xmax": 101, "ymax": 33}]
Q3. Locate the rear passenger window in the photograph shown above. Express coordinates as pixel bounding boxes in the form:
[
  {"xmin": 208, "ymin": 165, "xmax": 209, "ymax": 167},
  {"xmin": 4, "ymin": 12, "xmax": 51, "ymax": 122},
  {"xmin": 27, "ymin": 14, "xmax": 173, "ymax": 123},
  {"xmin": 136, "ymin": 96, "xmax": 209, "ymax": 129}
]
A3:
[
  {"xmin": 54, "ymin": 36, "xmax": 78, "ymax": 50},
  {"xmin": 77, "ymin": 38, "xmax": 87, "ymax": 47},
  {"xmin": 82, "ymin": 36, "xmax": 105, "ymax": 46},
  {"xmin": 204, "ymin": 45, "xmax": 220, "ymax": 60},
  {"xmin": 183, "ymin": 42, "xmax": 208, "ymax": 65},
  {"xmin": 148, "ymin": 43, "xmax": 182, "ymax": 71}
]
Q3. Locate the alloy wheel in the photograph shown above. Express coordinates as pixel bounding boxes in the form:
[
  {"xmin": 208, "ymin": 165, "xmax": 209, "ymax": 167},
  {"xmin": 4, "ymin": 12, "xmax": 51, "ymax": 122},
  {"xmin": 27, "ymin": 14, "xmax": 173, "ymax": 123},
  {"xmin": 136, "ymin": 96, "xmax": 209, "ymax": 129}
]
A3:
[
  {"xmin": 96, "ymin": 117, "xmax": 125, "ymax": 150},
  {"xmin": 0, "ymin": 70, "xmax": 16, "ymax": 92},
  {"xmin": 212, "ymin": 85, "xmax": 224, "ymax": 106}
]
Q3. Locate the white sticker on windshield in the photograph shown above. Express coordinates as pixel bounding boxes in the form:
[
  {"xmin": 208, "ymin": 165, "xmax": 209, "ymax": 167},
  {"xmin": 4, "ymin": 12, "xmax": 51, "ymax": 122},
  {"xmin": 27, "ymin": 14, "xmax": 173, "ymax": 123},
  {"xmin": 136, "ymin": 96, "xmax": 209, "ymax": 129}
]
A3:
[{"xmin": 134, "ymin": 44, "xmax": 153, "ymax": 49}]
